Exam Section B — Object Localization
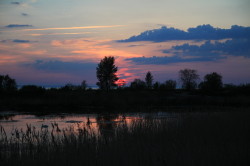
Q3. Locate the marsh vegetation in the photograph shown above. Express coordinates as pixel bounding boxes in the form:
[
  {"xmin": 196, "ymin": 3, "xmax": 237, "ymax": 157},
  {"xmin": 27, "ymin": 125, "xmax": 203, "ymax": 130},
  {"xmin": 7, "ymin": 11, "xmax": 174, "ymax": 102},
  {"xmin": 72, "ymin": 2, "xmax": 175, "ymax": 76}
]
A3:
[{"xmin": 0, "ymin": 111, "xmax": 249, "ymax": 166}]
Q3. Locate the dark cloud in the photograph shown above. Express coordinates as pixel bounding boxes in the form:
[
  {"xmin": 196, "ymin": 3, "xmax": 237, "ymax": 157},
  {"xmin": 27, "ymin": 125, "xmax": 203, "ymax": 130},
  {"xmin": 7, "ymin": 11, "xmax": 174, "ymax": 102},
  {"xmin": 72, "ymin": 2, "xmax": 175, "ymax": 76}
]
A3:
[
  {"xmin": 21, "ymin": 13, "xmax": 29, "ymax": 16},
  {"xmin": 12, "ymin": 39, "xmax": 30, "ymax": 43},
  {"xmin": 118, "ymin": 25, "xmax": 250, "ymax": 42},
  {"xmin": 126, "ymin": 39, "xmax": 250, "ymax": 65},
  {"xmin": 171, "ymin": 39, "xmax": 250, "ymax": 57},
  {"xmin": 11, "ymin": 2, "xmax": 20, "ymax": 5},
  {"xmin": 126, "ymin": 55, "xmax": 223, "ymax": 65},
  {"xmin": 127, "ymin": 44, "xmax": 145, "ymax": 47},
  {"xmin": 5, "ymin": 24, "xmax": 32, "ymax": 28},
  {"xmin": 1, "ymin": 39, "xmax": 36, "ymax": 43},
  {"xmin": 24, "ymin": 60, "xmax": 97, "ymax": 74}
]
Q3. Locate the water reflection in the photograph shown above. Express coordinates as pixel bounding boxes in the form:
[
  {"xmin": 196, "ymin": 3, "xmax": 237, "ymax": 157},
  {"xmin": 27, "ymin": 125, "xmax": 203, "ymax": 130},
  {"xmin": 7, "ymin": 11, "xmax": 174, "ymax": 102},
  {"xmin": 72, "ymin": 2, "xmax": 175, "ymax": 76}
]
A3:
[
  {"xmin": 96, "ymin": 114, "xmax": 121, "ymax": 137},
  {"xmin": 0, "ymin": 114, "xmax": 16, "ymax": 121},
  {"xmin": 0, "ymin": 112, "xmax": 176, "ymax": 138}
]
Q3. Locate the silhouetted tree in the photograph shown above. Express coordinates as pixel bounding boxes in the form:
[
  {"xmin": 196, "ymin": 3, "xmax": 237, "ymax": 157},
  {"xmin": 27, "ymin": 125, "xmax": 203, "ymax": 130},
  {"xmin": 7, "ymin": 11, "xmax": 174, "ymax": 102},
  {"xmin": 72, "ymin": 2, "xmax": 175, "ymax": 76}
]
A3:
[
  {"xmin": 145, "ymin": 71, "xmax": 153, "ymax": 89},
  {"xmin": 130, "ymin": 79, "xmax": 146, "ymax": 90},
  {"xmin": 96, "ymin": 56, "xmax": 119, "ymax": 91},
  {"xmin": 199, "ymin": 72, "xmax": 223, "ymax": 91},
  {"xmin": 0, "ymin": 75, "xmax": 17, "ymax": 92},
  {"xmin": 19, "ymin": 85, "xmax": 45, "ymax": 95},
  {"xmin": 60, "ymin": 83, "xmax": 78, "ymax": 91},
  {"xmin": 179, "ymin": 69, "xmax": 199, "ymax": 90},
  {"xmin": 153, "ymin": 81, "xmax": 160, "ymax": 90},
  {"xmin": 165, "ymin": 80, "xmax": 177, "ymax": 90},
  {"xmin": 159, "ymin": 83, "xmax": 166, "ymax": 90},
  {"xmin": 81, "ymin": 80, "xmax": 87, "ymax": 90}
]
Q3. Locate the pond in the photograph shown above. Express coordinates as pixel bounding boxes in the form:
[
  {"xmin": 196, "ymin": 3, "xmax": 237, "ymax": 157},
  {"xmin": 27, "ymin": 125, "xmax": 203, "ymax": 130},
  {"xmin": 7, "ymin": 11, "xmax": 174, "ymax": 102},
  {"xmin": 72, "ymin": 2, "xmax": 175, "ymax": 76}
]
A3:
[{"xmin": 0, "ymin": 111, "xmax": 178, "ymax": 138}]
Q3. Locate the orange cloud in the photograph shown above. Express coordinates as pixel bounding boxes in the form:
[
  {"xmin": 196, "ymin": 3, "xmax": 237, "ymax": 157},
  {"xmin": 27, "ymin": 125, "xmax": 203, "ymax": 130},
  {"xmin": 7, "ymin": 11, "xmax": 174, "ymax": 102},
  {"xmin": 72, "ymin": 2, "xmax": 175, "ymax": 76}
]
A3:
[
  {"xmin": 29, "ymin": 32, "xmax": 93, "ymax": 36},
  {"xmin": 51, "ymin": 39, "xmax": 142, "ymax": 58},
  {"xmin": 49, "ymin": 38, "xmax": 145, "ymax": 81},
  {"xmin": 21, "ymin": 50, "xmax": 47, "ymax": 55},
  {"xmin": 0, "ymin": 56, "xmax": 18, "ymax": 64},
  {"xmin": 22, "ymin": 25, "xmax": 125, "ymax": 31},
  {"xmin": 0, "ymin": 41, "xmax": 49, "ymax": 65},
  {"xmin": 17, "ymin": 43, "xmax": 32, "ymax": 48}
]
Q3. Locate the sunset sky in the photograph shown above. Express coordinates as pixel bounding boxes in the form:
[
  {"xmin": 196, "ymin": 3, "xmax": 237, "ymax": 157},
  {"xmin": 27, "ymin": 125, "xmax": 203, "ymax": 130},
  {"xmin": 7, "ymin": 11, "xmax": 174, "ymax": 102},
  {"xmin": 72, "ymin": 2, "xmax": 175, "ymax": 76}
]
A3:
[{"xmin": 0, "ymin": 0, "xmax": 250, "ymax": 87}]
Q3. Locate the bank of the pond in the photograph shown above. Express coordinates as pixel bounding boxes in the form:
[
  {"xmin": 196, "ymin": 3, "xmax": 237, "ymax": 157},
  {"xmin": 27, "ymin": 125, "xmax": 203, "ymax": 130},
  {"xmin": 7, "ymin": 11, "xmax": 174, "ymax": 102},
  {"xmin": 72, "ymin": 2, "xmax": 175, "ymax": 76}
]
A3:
[{"xmin": 1, "ymin": 90, "xmax": 250, "ymax": 113}]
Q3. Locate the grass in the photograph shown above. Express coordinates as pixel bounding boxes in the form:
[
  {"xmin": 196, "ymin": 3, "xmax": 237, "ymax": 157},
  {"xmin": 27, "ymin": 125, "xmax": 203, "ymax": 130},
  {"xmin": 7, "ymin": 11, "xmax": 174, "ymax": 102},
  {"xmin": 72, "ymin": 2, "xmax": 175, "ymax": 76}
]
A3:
[{"xmin": 0, "ymin": 111, "xmax": 249, "ymax": 166}]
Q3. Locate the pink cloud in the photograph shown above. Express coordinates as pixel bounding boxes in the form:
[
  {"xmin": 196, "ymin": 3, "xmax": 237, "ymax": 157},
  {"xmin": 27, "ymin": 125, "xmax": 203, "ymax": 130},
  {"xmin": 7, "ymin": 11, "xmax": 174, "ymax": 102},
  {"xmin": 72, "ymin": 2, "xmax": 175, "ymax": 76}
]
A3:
[
  {"xmin": 22, "ymin": 25, "xmax": 125, "ymax": 31},
  {"xmin": 17, "ymin": 43, "xmax": 32, "ymax": 48}
]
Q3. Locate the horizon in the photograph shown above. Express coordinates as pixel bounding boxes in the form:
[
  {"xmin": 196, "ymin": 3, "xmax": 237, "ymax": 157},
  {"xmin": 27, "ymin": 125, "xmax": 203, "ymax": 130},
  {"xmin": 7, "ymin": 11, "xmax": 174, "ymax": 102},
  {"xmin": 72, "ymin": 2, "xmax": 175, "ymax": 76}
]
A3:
[{"xmin": 1, "ymin": 0, "xmax": 250, "ymax": 86}]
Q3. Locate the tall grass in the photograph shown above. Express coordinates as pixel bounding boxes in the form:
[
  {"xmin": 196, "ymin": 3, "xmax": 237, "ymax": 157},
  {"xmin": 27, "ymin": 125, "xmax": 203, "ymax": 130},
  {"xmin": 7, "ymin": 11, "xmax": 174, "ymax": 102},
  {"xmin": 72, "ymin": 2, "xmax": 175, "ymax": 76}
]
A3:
[{"xmin": 0, "ymin": 112, "xmax": 249, "ymax": 166}]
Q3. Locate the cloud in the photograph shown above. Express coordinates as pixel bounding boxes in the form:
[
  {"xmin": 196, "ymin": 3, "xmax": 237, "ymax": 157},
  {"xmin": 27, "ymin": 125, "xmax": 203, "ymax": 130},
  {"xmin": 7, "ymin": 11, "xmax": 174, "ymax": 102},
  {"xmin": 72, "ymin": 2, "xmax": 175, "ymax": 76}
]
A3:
[
  {"xmin": 12, "ymin": 39, "xmax": 30, "ymax": 43},
  {"xmin": 24, "ymin": 60, "xmax": 97, "ymax": 74},
  {"xmin": 1, "ymin": 39, "xmax": 35, "ymax": 43},
  {"xmin": 171, "ymin": 39, "xmax": 250, "ymax": 57},
  {"xmin": 21, "ymin": 13, "xmax": 29, "ymax": 16},
  {"xmin": 118, "ymin": 25, "xmax": 250, "ymax": 42},
  {"xmin": 126, "ymin": 38, "xmax": 250, "ymax": 65},
  {"xmin": 11, "ymin": 2, "xmax": 20, "ymax": 5},
  {"xmin": 126, "ymin": 55, "xmax": 223, "ymax": 65},
  {"xmin": 20, "ymin": 25, "xmax": 124, "ymax": 31},
  {"xmin": 5, "ymin": 24, "xmax": 33, "ymax": 28},
  {"xmin": 127, "ymin": 44, "xmax": 145, "ymax": 47},
  {"xmin": 29, "ymin": 32, "xmax": 92, "ymax": 36}
]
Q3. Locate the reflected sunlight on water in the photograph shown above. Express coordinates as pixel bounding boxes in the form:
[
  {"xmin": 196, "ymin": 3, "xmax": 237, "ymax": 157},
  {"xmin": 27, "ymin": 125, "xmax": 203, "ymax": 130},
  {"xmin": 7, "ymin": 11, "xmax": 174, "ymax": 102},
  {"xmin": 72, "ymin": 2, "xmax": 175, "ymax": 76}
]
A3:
[{"xmin": 0, "ymin": 112, "xmax": 178, "ymax": 138}]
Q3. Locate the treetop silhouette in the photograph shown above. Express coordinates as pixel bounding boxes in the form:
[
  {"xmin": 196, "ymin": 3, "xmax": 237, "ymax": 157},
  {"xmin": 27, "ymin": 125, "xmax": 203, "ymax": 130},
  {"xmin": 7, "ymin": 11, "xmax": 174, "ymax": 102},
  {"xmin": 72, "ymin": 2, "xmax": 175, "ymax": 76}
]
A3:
[
  {"xmin": 96, "ymin": 56, "xmax": 119, "ymax": 91},
  {"xmin": 145, "ymin": 71, "xmax": 153, "ymax": 89},
  {"xmin": 179, "ymin": 69, "xmax": 199, "ymax": 90}
]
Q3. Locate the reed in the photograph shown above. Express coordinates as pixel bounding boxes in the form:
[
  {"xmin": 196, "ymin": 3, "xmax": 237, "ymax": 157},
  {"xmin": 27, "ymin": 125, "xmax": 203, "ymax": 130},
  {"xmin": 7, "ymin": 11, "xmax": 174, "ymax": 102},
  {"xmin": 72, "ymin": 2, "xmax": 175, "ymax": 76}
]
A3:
[{"xmin": 0, "ymin": 111, "xmax": 249, "ymax": 166}]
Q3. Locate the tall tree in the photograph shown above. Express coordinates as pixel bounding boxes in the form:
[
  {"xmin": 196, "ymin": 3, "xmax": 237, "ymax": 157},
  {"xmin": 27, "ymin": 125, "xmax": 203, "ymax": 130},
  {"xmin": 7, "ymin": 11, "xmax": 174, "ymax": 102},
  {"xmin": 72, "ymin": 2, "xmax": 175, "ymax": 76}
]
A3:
[
  {"xmin": 179, "ymin": 69, "xmax": 199, "ymax": 90},
  {"xmin": 153, "ymin": 81, "xmax": 160, "ymax": 90},
  {"xmin": 165, "ymin": 80, "xmax": 177, "ymax": 90},
  {"xmin": 130, "ymin": 79, "xmax": 146, "ymax": 90},
  {"xmin": 145, "ymin": 71, "xmax": 153, "ymax": 89},
  {"xmin": 0, "ymin": 75, "xmax": 17, "ymax": 92},
  {"xmin": 81, "ymin": 80, "xmax": 87, "ymax": 90},
  {"xmin": 96, "ymin": 56, "xmax": 119, "ymax": 91},
  {"xmin": 200, "ymin": 72, "xmax": 223, "ymax": 91}
]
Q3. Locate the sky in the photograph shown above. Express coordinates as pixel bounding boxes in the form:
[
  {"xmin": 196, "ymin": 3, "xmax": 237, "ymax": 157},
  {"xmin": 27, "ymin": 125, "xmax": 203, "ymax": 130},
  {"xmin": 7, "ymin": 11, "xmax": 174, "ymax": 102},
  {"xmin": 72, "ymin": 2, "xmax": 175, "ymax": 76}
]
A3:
[{"xmin": 0, "ymin": 0, "xmax": 250, "ymax": 87}]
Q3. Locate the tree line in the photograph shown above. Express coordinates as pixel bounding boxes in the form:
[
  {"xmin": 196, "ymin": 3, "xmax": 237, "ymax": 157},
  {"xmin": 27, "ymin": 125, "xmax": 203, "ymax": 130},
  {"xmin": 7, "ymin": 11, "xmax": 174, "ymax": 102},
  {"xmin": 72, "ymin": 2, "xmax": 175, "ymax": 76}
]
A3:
[
  {"xmin": 0, "ymin": 56, "xmax": 249, "ymax": 93},
  {"xmin": 96, "ymin": 56, "xmax": 225, "ymax": 92}
]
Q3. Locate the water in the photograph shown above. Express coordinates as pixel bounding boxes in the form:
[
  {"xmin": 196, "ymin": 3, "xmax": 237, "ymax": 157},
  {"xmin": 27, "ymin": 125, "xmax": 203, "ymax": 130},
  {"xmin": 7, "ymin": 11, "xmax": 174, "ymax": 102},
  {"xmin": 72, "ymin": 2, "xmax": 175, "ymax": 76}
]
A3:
[{"xmin": 0, "ymin": 111, "xmax": 177, "ymax": 137}]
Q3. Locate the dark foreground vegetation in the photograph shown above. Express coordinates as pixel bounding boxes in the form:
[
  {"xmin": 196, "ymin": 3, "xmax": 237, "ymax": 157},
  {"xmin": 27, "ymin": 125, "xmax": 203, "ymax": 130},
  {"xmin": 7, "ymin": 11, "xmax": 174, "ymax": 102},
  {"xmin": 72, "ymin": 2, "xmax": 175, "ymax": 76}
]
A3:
[
  {"xmin": 1, "ymin": 84, "xmax": 250, "ymax": 113},
  {"xmin": 0, "ymin": 112, "xmax": 249, "ymax": 166}
]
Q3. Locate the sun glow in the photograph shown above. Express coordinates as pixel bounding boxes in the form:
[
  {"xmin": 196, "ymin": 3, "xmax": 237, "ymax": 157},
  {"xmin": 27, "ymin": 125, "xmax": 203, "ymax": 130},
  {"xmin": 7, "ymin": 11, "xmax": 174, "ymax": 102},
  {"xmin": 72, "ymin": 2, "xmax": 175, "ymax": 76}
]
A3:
[{"xmin": 115, "ymin": 79, "xmax": 126, "ymax": 87}]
